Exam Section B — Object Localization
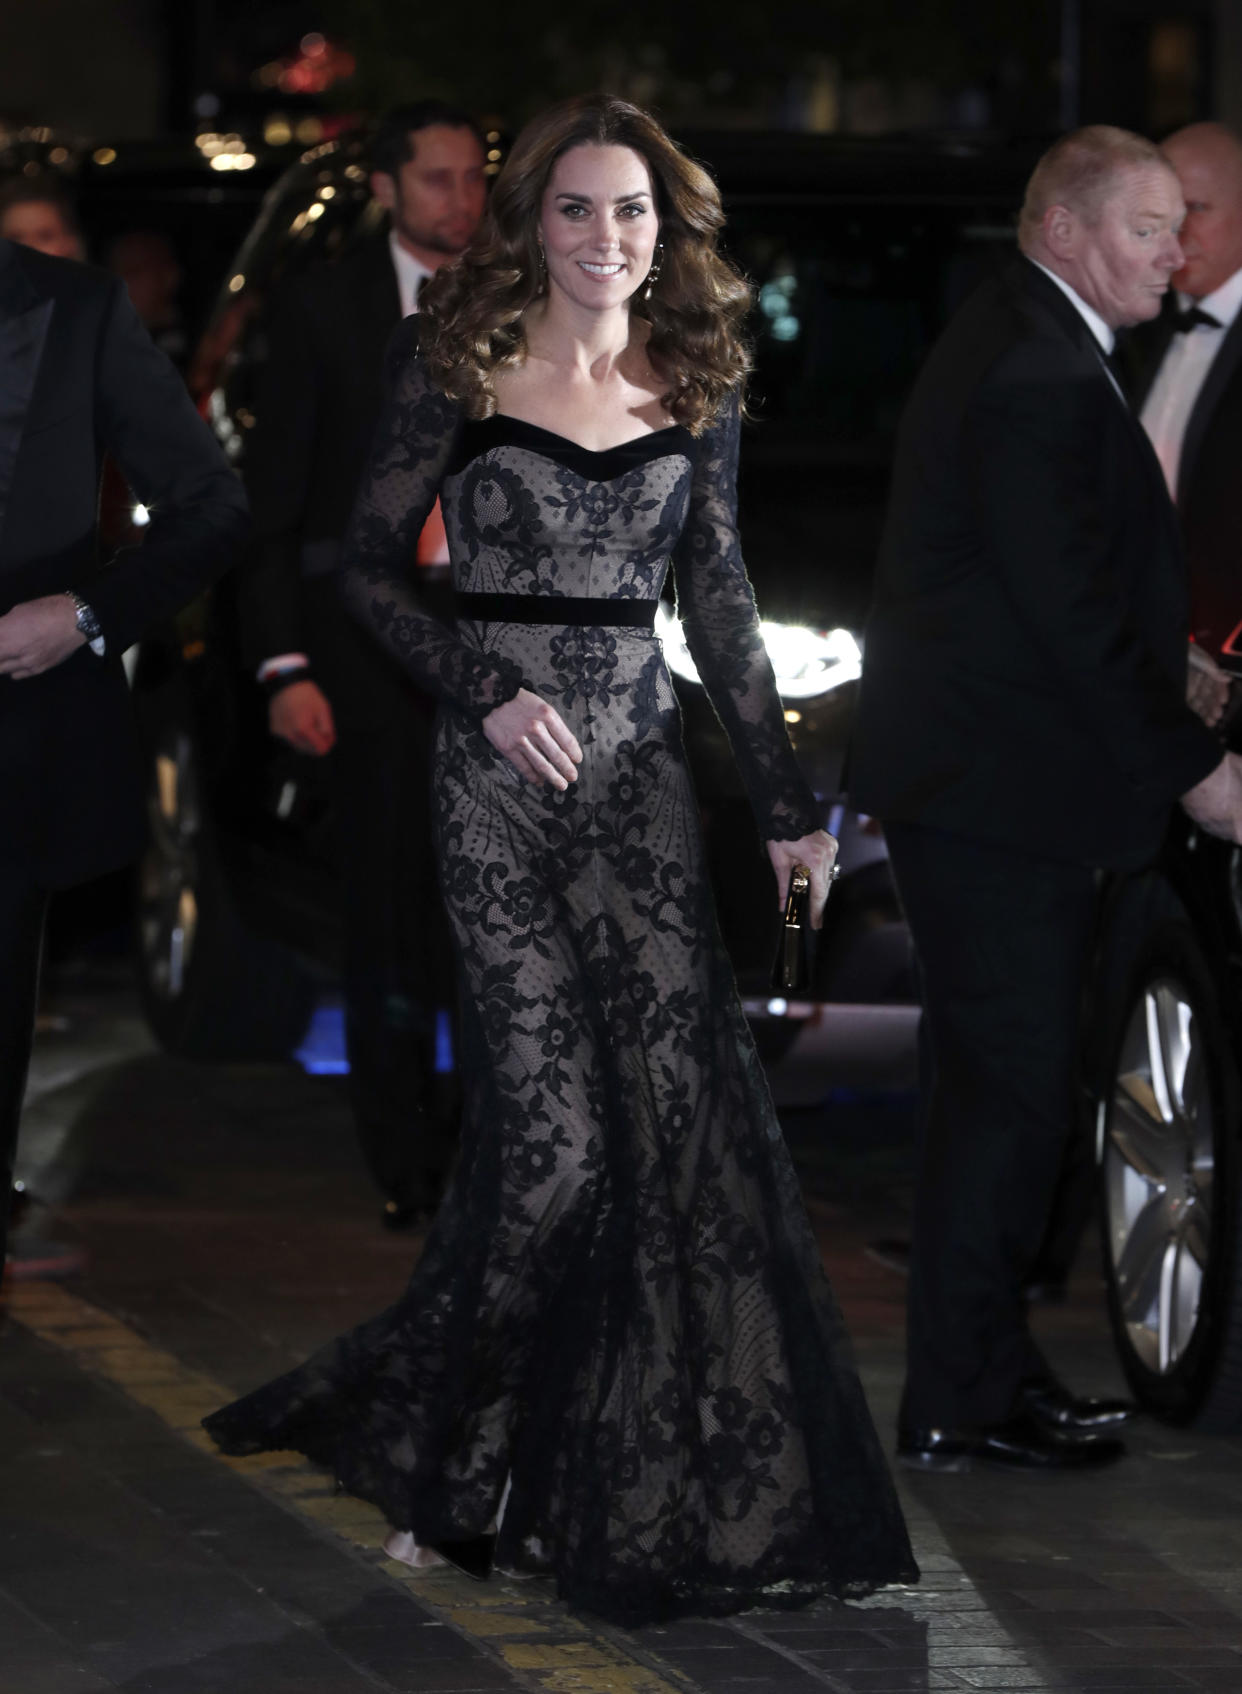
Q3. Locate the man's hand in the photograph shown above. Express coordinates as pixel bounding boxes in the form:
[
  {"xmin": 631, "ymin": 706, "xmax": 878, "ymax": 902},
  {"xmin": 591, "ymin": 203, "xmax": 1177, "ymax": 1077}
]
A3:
[
  {"xmin": 1187, "ymin": 643, "xmax": 1232, "ymax": 729},
  {"xmin": 1182, "ymin": 753, "xmax": 1242, "ymax": 844},
  {"xmin": 482, "ymin": 687, "xmax": 582, "ymax": 790},
  {"xmin": 0, "ymin": 596, "xmax": 86, "ymax": 679},
  {"xmin": 766, "ymin": 830, "xmax": 839, "ymax": 930},
  {"xmin": 269, "ymin": 679, "xmax": 337, "ymax": 755}
]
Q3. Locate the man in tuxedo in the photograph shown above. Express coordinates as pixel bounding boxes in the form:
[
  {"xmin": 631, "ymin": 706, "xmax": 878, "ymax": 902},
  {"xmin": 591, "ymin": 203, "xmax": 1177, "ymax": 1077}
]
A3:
[
  {"xmin": 851, "ymin": 126, "xmax": 1242, "ymax": 1471},
  {"xmin": 1131, "ymin": 123, "xmax": 1242, "ymax": 662},
  {"xmin": 240, "ymin": 102, "xmax": 486, "ymax": 1229},
  {"xmin": 0, "ymin": 236, "xmax": 248, "ymax": 1272}
]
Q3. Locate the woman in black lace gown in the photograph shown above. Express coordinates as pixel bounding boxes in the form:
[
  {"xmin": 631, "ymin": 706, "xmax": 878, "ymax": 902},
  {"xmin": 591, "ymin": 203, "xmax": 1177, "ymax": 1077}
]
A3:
[{"xmin": 205, "ymin": 94, "xmax": 916, "ymax": 1625}]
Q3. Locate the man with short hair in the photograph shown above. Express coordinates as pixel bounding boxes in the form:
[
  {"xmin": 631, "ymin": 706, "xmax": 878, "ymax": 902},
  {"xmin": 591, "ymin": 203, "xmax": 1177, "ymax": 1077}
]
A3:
[
  {"xmin": 0, "ymin": 177, "xmax": 85, "ymax": 263},
  {"xmin": 240, "ymin": 103, "xmax": 487, "ymax": 1229},
  {"xmin": 0, "ymin": 235, "xmax": 248, "ymax": 1273},
  {"xmin": 1130, "ymin": 122, "xmax": 1242, "ymax": 663},
  {"xmin": 851, "ymin": 125, "xmax": 1242, "ymax": 1472}
]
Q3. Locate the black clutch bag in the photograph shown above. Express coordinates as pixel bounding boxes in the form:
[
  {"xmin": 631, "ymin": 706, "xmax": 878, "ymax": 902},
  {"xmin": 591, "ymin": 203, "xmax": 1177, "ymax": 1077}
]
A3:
[{"xmin": 771, "ymin": 863, "xmax": 838, "ymax": 994}]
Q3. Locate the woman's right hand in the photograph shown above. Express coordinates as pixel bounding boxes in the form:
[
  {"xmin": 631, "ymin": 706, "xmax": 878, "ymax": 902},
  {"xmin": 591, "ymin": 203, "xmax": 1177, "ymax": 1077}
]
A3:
[{"xmin": 482, "ymin": 687, "xmax": 583, "ymax": 790}]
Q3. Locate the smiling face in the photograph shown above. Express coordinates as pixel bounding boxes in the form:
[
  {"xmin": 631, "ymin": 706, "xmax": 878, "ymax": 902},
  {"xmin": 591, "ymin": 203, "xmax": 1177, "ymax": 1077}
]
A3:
[
  {"xmin": 538, "ymin": 143, "xmax": 660, "ymax": 313},
  {"xmin": 1162, "ymin": 128, "xmax": 1242, "ymax": 300},
  {"xmin": 1060, "ymin": 163, "xmax": 1185, "ymax": 328}
]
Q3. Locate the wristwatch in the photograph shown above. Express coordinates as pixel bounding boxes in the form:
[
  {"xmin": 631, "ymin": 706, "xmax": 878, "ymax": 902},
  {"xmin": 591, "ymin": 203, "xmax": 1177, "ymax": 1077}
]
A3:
[{"xmin": 64, "ymin": 591, "xmax": 106, "ymax": 657}]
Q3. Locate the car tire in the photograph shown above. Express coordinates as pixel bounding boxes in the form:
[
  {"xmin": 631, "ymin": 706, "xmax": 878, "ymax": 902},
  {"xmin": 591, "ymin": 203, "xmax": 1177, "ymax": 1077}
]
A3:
[
  {"xmin": 135, "ymin": 719, "xmax": 316, "ymax": 1061},
  {"xmin": 1097, "ymin": 919, "xmax": 1242, "ymax": 1430}
]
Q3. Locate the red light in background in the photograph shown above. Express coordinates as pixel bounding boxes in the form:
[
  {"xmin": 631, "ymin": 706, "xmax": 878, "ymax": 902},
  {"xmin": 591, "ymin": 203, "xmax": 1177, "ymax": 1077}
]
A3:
[{"xmin": 257, "ymin": 36, "xmax": 356, "ymax": 97}]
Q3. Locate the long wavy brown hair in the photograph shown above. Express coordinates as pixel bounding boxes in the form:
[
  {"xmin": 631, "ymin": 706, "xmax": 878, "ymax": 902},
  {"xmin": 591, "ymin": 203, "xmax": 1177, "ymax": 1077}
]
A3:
[{"xmin": 419, "ymin": 94, "xmax": 750, "ymax": 435}]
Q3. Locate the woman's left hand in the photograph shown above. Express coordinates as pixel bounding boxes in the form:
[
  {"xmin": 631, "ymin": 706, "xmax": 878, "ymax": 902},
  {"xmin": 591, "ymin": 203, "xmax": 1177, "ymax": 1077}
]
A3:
[{"xmin": 766, "ymin": 830, "xmax": 839, "ymax": 930}]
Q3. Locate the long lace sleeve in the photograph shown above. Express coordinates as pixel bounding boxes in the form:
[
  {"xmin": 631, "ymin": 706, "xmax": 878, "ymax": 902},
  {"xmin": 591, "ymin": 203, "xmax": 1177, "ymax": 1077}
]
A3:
[
  {"xmin": 672, "ymin": 396, "xmax": 820, "ymax": 841},
  {"xmin": 337, "ymin": 329, "xmax": 525, "ymax": 718}
]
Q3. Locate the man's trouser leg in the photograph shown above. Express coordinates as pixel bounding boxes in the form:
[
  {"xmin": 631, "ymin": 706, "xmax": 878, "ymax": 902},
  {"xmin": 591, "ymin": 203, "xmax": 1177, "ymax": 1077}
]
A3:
[
  {"xmin": 331, "ymin": 713, "xmax": 454, "ymax": 1210},
  {"xmin": 0, "ymin": 872, "xmax": 49, "ymax": 1268},
  {"xmin": 885, "ymin": 822, "xmax": 1097, "ymax": 1431}
]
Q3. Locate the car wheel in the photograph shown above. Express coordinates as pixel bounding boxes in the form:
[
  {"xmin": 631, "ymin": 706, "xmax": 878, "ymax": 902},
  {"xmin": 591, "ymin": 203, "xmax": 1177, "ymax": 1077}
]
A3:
[
  {"xmin": 136, "ymin": 721, "xmax": 316, "ymax": 1060},
  {"xmin": 1098, "ymin": 922, "xmax": 1242, "ymax": 1430}
]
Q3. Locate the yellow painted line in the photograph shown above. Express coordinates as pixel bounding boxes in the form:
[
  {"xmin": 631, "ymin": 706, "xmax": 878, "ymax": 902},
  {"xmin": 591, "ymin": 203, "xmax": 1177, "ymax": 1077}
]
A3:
[{"xmin": 7, "ymin": 1281, "xmax": 698, "ymax": 1694}]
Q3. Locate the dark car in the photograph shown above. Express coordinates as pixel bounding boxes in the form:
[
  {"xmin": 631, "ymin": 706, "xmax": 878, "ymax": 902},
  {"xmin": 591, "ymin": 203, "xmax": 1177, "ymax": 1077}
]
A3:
[
  {"xmin": 1084, "ymin": 724, "xmax": 1242, "ymax": 1435},
  {"xmin": 130, "ymin": 128, "xmax": 1041, "ymax": 1066}
]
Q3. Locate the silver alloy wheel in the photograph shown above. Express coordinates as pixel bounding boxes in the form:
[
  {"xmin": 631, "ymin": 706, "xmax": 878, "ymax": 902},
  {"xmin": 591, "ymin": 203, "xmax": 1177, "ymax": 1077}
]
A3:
[
  {"xmin": 1102, "ymin": 975, "xmax": 1215, "ymax": 1375},
  {"xmin": 137, "ymin": 732, "xmax": 202, "ymax": 1002}
]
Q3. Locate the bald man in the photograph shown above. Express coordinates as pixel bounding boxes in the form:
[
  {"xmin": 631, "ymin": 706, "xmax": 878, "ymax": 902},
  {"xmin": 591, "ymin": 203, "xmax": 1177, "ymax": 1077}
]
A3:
[
  {"xmin": 1128, "ymin": 123, "xmax": 1242, "ymax": 661},
  {"xmin": 852, "ymin": 126, "xmax": 1242, "ymax": 1472}
]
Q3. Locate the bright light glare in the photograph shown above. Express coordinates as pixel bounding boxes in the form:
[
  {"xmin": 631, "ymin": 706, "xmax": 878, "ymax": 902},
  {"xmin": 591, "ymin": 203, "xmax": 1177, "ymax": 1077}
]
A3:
[
  {"xmin": 655, "ymin": 603, "xmax": 861, "ymax": 701},
  {"xmin": 759, "ymin": 620, "xmax": 861, "ymax": 697},
  {"xmin": 131, "ymin": 503, "xmax": 150, "ymax": 527}
]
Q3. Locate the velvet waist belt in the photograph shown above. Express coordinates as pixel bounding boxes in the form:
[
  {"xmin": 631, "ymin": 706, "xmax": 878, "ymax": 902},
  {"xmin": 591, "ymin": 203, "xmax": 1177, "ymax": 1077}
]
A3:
[{"xmin": 455, "ymin": 592, "xmax": 658, "ymax": 629}]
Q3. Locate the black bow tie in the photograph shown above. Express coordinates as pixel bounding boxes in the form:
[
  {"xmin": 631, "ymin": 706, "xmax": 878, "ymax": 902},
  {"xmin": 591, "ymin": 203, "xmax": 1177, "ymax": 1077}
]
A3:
[{"xmin": 1171, "ymin": 304, "xmax": 1222, "ymax": 333}]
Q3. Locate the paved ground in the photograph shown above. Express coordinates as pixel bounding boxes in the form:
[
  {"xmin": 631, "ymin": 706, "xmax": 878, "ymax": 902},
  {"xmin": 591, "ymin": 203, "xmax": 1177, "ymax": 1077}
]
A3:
[{"xmin": 4, "ymin": 964, "xmax": 1242, "ymax": 1694}]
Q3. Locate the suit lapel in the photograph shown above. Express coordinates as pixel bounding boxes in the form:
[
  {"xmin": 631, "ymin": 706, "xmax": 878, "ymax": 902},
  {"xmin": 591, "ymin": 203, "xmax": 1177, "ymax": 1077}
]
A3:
[
  {"xmin": 1012, "ymin": 258, "xmax": 1182, "ymax": 559},
  {"xmin": 1178, "ymin": 311, "xmax": 1242, "ymax": 494},
  {"xmin": 359, "ymin": 240, "xmax": 401, "ymax": 368},
  {"xmin": 0, "ymin": 241, "xmax": 54, "ymax": 541}
]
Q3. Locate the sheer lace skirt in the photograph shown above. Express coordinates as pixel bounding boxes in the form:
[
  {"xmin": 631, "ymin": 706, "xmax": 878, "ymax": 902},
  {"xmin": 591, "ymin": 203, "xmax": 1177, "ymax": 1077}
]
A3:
[{"xmin": 204, "ymin": 631, "xmax": 917, "ymax": 1623}]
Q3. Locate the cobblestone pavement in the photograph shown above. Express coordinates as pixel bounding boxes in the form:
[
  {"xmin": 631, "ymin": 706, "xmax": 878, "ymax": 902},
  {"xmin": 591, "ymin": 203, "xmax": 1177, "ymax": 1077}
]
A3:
[{"xmin": 3, "ymin": 973, "xmax": 1242, "ymax": 1694}]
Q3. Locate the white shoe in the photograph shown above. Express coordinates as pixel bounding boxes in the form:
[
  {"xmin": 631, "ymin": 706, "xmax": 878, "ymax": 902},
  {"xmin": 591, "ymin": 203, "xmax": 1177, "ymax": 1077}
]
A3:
[{"xmin": 384, "ymin": 1529, "xmax": 448, "ymax": 1570}]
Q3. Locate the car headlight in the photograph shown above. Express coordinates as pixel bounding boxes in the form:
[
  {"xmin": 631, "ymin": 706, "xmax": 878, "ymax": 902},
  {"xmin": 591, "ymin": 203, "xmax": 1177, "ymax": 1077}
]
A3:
[{"xmin": 655, "ymin": 604, "xmax": 861, "ymax": 701}]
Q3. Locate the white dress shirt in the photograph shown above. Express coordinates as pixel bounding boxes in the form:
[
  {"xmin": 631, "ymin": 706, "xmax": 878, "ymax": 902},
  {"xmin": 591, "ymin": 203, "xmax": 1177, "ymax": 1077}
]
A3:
[
  {"xmin": 388, "ymin": 231, "xmax": 432, "ymax": 320},
  {"xmin": 1140, "ymin": 264, "xmax": 1242, "ymax": 500}
]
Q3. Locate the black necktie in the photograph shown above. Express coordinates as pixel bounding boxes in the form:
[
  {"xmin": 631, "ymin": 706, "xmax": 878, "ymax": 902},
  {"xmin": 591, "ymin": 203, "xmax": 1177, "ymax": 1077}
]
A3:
[{"xmin": 1171, "ymin": 304, "xmax": 1222, "ymax": 333}]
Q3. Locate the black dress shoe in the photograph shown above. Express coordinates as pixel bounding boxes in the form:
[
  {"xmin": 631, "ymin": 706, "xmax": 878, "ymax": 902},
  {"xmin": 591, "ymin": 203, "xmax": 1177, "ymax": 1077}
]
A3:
[
  {"xmin": 898, "ymin": 1409, "xmax": 1126, "ymax": 1473},
  {"xmin": 432, "ymin": 1533, "xmax": 495, "ymax": 1580},
  {"xmin": 1019, "ymin": 1376, "xmax": 1135, "ymax": 1434}
]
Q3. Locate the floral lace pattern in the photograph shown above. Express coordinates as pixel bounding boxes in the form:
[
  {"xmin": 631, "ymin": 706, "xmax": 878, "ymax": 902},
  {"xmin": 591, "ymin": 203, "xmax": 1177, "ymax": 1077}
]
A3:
[{"xmin": 204, "ymin": 336, "xmax": 917, "ymax": 1624}]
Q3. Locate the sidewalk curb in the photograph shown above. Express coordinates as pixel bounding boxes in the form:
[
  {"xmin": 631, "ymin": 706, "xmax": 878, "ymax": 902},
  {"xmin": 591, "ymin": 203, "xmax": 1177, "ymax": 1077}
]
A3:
[{"xmin": 6, "ymin": 1280, "xmax": 702, "ymax": 1694}]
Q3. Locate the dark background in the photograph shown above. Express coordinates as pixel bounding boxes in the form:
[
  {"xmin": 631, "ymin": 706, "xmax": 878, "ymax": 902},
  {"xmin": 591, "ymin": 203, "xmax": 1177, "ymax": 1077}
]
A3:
[{"xmin": 3, "ymin": 0, "xmax": 1239, "ymax": 146}]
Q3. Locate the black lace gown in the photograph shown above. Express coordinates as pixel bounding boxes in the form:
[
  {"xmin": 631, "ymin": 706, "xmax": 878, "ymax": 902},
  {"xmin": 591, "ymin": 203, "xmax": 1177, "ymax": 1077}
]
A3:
[{"xmin": 204, "ymin": 328, "xmax": 917, "ymax": 1624}]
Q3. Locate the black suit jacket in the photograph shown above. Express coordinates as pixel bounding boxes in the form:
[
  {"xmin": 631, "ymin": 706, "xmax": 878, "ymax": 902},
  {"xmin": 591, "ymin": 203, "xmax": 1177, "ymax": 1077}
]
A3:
[
  {"xmin": 851, "ymin": 255, "xmax": 1219, "ymax": 870},
  {"xmin": 1126, "ymin": 299, "xmax": 1242, "ymax": 655},
  {"xmin": 236, "ymin": 238, "xmax": 410, "ymax": 723},
  {"xmin": 0, "ymin": 239, "xmax": 249, "ymax": 887}
]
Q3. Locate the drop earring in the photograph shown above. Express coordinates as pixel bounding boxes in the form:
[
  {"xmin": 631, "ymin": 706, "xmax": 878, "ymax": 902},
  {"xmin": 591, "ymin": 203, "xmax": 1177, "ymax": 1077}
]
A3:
[
  {"xmin": 644, "ymin": 242, "xmax": 665, "ymax": 301},
  {"xmin": 536, "ymin": 241, "xmax": 547, "ymax": 290}
]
